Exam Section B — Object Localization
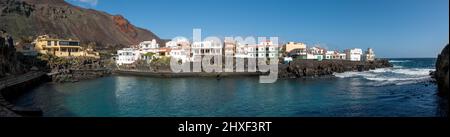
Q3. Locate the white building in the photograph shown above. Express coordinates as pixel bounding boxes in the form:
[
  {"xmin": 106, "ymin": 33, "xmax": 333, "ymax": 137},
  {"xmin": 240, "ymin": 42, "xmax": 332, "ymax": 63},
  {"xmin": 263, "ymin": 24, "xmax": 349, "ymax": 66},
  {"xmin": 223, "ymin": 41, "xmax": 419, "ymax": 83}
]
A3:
[
  {"xmin": 263, "ymin": 41, "xmax": 279, "ymax": 58},
  {"xmin": 324, "ymin": 51, "xmax": 336, "ymax": 60},
  {"xmin": 338, "ymin": 53, "xmax": 346, "ymax": 60},
  {"xmin": 309, "ymin": 47, "xmax": 325, "ymax": 55},
  {"xmin": 170, "ymin": 48, "xmax": 190, "ymax": 63},
  {"xmin": 285, "ymin": 42, "xmax": 307, "ymax": 53},
  {"xmin": 235, "ymin": 43, "xmax": 251, "ymax": 58},
  {"xmin": 246, "ymin": 45, "xmax": 259, "ymax": 58},
  {"xmin": 139, "ymin": 39, "xmax": 159, "ymax": 49},
  {"xmin": 166, "ymin": 38, "xmax": 190, "ymax": 49},
  {"xmin": 345, "ymin": 48, "xmax": 363, "ymax": 61},
  {"xmin": 324, "ymin": 51, "xmax": 346, "ymax": 60},
  {"xmin": 306, "ymin": 53, "xmax": 316, "ymax": 60},
  {"xmin": 191, "ymin": 41, "xmax": 223, "ymax": 61},
  {"xmin": 116, "ymin": 48, "xmax": 139, "ymax": 65},
  {"xmin": 138, "ymin": 39, "xmax": 161, "ymax": 56},
  {"xmin": 224, "ymin": 40, "xmax": 236, "ymax": 57},
  {"xmin": 304, "ymin": 47, "xmax": 325, "ymax": 60},
  {"xmin": 251, "ymin": 40, "xmax": 279, "ymax": 58},
  {"xmin": 363, "ymin": 48, "xmax": 375, "ymax": 61}
]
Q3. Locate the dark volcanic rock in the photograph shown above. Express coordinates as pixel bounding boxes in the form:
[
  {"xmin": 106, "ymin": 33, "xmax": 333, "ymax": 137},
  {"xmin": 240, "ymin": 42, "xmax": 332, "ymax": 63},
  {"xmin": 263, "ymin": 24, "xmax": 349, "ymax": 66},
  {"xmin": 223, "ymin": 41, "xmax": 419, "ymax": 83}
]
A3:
[
  {"xmin": 435, "ymin": 44, "xmax": 449, "ymax": 96},
  {"xmin": 0, "ymin": 31, "xmax": 28, "ymax": 78},
  {"xmin": 278, "ymin": 59, "xmax": 392, "ymax": 79},
  {"xmin": 44, "ymin": 56, "xmax": 111, "ymax": 83}
]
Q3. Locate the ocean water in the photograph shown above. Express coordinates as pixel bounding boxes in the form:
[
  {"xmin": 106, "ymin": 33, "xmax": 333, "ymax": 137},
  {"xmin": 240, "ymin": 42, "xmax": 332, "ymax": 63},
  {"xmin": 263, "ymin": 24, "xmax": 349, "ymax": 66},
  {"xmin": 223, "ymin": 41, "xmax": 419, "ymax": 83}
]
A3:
[{"xmin": 14, "ymin": 58, "xmax": 448, "ymax": 117}]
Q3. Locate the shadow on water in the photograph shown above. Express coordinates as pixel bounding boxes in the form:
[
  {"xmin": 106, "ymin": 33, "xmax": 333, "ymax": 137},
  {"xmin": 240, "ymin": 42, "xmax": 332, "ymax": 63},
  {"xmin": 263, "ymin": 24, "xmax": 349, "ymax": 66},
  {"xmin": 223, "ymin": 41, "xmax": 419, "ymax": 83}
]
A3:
[
  {"xmin": 12, "ymin": 83, "xmax": 77, "ymax": 116},
  {"xmin": 436, "ymin": 95, "xmax": 449, "ymax": 117},
  {"xmin": 14, "ymin": 76, "xmax": 121, "ymax": 117}
]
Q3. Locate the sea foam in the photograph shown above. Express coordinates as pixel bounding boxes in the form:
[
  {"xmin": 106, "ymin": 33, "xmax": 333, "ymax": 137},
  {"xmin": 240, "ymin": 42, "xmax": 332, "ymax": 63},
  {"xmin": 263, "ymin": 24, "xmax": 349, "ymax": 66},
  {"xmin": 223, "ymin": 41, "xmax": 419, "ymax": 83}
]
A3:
[
  {"xmin": 389, "ymin": 60, "xmax": 411, "ymax": 63},
  {"xmin": 333, "ymin": 67, "xmax": 434, "ymax": 86}
]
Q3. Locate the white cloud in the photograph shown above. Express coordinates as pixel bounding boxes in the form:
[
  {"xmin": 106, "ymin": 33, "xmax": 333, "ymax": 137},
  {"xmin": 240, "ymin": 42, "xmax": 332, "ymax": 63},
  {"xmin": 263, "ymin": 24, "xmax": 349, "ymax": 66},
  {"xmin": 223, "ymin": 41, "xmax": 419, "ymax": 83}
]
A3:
[{"xmin": 71, "ymin": 0, "xmax": 98, "ymax": 6}]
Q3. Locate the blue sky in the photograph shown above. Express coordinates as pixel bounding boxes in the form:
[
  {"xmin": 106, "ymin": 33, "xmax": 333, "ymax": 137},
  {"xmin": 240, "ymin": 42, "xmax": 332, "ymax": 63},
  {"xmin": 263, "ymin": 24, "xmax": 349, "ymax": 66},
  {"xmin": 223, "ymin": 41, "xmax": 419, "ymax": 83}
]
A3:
[{"xmin": 66, "ymin": 0, "xmax": 449, "ymax": 58}]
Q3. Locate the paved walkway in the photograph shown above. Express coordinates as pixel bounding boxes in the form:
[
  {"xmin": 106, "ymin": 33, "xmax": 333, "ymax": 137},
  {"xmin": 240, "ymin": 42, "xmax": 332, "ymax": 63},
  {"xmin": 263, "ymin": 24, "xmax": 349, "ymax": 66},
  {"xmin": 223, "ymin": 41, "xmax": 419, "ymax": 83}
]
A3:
[{"xmin": 0, "ymin": 71, "xmax": 46, "ymax": 117}]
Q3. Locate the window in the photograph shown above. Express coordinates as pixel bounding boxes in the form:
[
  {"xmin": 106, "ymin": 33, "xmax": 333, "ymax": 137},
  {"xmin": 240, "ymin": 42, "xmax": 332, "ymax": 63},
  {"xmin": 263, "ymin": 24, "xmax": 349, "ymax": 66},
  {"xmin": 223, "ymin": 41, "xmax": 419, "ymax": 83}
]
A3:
[{"xmin": 59, "ymin": 41, "xmax": 80, "ymax": 46}]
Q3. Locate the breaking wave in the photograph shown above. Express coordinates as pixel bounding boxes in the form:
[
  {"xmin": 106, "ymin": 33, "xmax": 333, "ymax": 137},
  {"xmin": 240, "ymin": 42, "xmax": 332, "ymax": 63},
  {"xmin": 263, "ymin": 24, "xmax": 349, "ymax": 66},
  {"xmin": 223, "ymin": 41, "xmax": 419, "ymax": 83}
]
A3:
[
  {"xmin": 389, "ymin": 60, "xmax": 411, "ymax": 63},
  {"xmin": 334, "ymin": 67, "xmax": 434, "ymax": 86}
]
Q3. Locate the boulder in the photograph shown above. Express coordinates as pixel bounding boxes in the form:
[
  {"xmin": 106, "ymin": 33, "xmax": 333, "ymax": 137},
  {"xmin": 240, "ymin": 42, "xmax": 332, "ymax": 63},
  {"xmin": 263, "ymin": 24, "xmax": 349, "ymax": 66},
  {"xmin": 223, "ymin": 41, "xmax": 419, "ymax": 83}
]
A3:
[{"xmin": 435, "ymin": 44, "xmax": 449, "ymax": 96}]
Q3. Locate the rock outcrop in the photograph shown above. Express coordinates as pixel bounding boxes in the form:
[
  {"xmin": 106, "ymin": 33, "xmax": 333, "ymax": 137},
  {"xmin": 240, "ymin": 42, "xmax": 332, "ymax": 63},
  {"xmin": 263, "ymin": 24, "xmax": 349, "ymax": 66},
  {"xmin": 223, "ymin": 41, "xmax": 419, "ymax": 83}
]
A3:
[
  {"xmin": 0, "ymin": 31, "xmax": 28, "ymax": 78},
  {"xmin": 278, "ymin": 59, "xmax": 392, "ymax": 78},
  {"xmin": 40, "ymin": 55, "xmax": 111, "ymax": 83},
  {"xmin": 435, "ymin": 44, "xmax": 449, "ymax": 96}
]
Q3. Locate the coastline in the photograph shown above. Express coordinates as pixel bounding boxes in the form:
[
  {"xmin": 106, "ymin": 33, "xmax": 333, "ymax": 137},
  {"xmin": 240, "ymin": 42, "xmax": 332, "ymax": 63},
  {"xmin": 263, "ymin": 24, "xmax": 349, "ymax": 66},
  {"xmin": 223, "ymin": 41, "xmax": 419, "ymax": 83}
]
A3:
[
  {"xmin": 16, "ymin": 58, "xmax": 446, "ymax": 117},
  {"xmin": 113, "ymin": 59, "xmax": 393, "ymax": 79},
  {"xmin": 4, "ymin": 58, "xmax": 443, "ymax": 117}
]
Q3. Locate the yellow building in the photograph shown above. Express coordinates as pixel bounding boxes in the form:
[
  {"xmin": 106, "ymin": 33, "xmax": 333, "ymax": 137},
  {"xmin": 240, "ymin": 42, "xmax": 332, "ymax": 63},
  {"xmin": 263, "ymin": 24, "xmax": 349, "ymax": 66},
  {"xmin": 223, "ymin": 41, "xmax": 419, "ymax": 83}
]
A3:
[
  {"xmin": 285, "ymin": 42, "xmax": 307, "ymax": 53},
  {"xmin": 33, "ymin": 35, "xmax": 99, "ymax": 58}
]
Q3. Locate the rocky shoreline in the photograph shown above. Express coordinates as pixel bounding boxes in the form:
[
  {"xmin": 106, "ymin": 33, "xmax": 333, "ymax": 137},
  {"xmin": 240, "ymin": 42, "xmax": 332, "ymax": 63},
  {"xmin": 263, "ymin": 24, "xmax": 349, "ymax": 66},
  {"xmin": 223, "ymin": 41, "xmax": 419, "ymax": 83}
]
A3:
[
  {"xmin": 278, "ymin": 59, "xmax": 392, "ymax": 78},
  {"xmin": 41, "ymin": 55, "xmax": 112, "ymax": 83},
  {"xmin": 435, "ymin": 44, "xmax": 449, "ymax": 96},
  {"xmin": 115, "ymin": 59, "xmax": 393, "ymax": 79}
]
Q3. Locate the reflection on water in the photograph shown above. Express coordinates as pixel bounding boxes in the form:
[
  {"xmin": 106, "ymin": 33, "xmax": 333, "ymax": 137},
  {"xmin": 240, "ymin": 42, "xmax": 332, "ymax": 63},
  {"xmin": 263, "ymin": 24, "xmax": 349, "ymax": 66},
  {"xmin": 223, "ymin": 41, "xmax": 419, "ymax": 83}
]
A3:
[{"xmin": 13, "ymin": 75, "xmax": 448, "ymax": 117}]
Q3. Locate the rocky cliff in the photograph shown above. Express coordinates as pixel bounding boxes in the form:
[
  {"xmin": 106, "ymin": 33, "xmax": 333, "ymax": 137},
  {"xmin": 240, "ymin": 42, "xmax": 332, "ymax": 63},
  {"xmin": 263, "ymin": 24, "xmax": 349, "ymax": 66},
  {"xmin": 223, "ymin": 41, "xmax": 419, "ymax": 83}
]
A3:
[
  {"xmin": 435, "ymin": 44, "xmax": 449, "ymax": 96},
  {"xmin": 0, "ymin": 31, "xmax": 28, "ymax": 78},
  {"xmin": 0, "ymin": 0, "xmax": 161, "ymax": 50},
  {"xmin": 278, "ymin": 59, "xmax": 392, "ymax": 78}
]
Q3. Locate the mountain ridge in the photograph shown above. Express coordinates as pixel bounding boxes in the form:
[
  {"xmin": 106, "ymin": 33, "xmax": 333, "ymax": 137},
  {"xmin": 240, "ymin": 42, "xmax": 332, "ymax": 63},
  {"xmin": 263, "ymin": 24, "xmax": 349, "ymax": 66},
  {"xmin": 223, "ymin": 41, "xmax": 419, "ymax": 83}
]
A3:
[{"xmin": 0, "ymin": 0, "xmax": 162, "ymax": 50}]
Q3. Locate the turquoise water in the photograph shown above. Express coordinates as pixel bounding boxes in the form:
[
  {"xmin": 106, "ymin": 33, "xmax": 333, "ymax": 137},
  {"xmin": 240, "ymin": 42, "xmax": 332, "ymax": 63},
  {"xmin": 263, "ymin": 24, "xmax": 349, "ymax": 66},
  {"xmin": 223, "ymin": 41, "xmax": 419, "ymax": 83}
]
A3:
[{"xmin": 15, "ymin": 58, "xmax": 448, "ymax": 117}]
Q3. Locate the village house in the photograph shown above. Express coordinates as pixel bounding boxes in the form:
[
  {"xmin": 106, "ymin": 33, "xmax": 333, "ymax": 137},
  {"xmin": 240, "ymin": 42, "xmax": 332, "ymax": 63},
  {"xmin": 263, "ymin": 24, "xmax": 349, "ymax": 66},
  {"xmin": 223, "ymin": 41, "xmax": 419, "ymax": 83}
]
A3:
[
  {"xmin": 345, "ymin": 48, "xmax": 363, "ymax": 61},
  {"xmin": 246, "ymin": 44, "xmax": 258, "ymax": 58},
  {"xmin": 363, "ymin": 48, "xmax": 375, "ymax": 61},
  {"xmin": 234, "ymin": 43, "xmax": 251, "ymax": 58},
  {"xmin": 285, "ymin": 42, "xmax": 307, "ymax": 59},
  {"xmin": 324, "ymin": 50, "xmax": 346, "ymax": 60},
  {"xmin": 166, "ymin": 38, "xmax": 191, "ymax": 63},
  {"xmin": 307, "ymin": 47, "xmax": 325, "ymax": 60},
  {"xmin": 256, "ymin": 40, "xmax": 279, "ymax": 59},
  {"xmin": 33, "ymin": 35, "xmax": 99, "ymax": 58},
  {"xmin": 170, "ymin": 48, "xmax": 190, "ymax": 63},
  {"xmin": 338, "ymin": 53, "xmax": 346, "ymax": 60},
  {"xmin": 166, "ymin": 38, "xmax": 190, "ymax": 49},
  {"xmin": 285, "ymin": 42, "xmax": 307, "ymax": 53},
  {"xmin": 191, "ymin": 40, "xmax": 223, "ymax": 61},
  {"xmin": 116, "ymin": 48, "xmax": 139, "ymax": 65},
  {"xmin": 138, "ymin": 39, "xmax": 172, "ymax": 61},
  {"xmin": 233, "ymin": 41, "xmax": 279, "ymax": 59},
  {"xmin": 139, "ymin": 39, "xmax": 160, "ymax": 54},
  {"xmin": 224, "ymin": 40, "xmax": 236, "ymax": 57},
  {"xmin": 324, "ymin": 51, "xmax": 336, "ymax": 60}
]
